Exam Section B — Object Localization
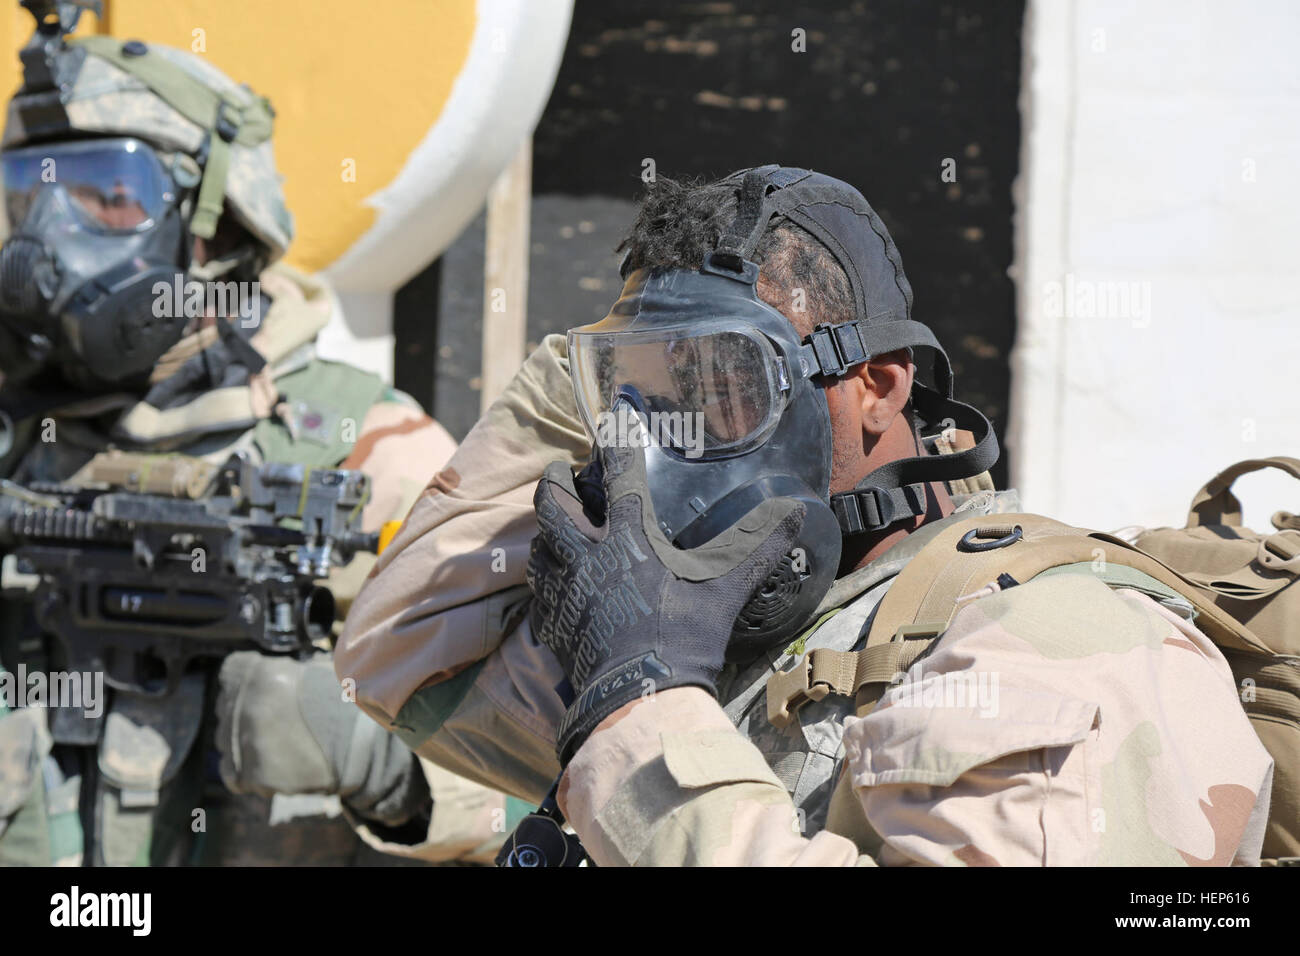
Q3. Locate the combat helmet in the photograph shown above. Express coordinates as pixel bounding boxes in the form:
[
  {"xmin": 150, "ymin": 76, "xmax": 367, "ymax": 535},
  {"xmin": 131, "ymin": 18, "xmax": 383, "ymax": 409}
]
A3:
[{"xmin": 2, "ymin": 0, "xmax": 293, "ymax": 266}]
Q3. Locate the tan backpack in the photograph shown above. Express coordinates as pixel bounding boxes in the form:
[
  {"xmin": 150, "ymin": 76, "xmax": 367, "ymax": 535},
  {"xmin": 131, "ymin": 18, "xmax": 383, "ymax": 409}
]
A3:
[
  {"xmin": 768, "ymin": 508, "xmax": 1292, "ymax": 863},
  {"xmin": 1131, "ymin": 457, "xmax": 1300, "ymax": 863}
]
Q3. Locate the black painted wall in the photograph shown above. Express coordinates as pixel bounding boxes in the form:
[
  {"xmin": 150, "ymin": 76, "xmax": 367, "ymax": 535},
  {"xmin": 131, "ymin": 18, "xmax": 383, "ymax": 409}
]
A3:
[{"xmin": 396, "ymin": 0, "xmax": 1025, "ymax": 487}]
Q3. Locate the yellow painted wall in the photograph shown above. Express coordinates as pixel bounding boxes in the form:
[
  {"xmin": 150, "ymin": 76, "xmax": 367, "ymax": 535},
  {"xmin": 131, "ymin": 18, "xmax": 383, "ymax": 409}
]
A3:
[{"xmin": 0, "ymin": 1, "xmax": 476, "ymax": 272}]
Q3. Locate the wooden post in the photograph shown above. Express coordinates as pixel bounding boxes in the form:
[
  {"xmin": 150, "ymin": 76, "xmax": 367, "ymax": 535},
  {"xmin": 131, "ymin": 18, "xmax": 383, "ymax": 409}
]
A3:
[{"xmin": 480, "ymin": 139, "xmax": 532, "ymax": 415}]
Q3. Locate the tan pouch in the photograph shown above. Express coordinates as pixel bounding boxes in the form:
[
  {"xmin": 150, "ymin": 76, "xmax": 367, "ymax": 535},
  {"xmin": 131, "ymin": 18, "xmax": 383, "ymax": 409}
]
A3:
[{"xmin": 1135, "ymin": 456, "xmax": 1300, "ymax": 863}]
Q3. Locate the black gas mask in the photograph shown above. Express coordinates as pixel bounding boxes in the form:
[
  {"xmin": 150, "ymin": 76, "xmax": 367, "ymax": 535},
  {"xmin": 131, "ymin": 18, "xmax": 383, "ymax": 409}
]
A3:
[
  {"xmin": 567, "ymin": 166, "xmax": 999, "ymax": 659},
  {"xmin": 0, "ymin": 136, "xmax": 191, "ymax": 391}
]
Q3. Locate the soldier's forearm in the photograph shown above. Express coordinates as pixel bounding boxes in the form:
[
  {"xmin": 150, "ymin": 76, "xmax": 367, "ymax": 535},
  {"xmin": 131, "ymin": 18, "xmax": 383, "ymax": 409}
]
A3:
[
  {"xmin": 376, "ymin": 619, "xmax": 568, "ymax": 805},
  {"xmin": 335, "ymin": 334, "xmax": 590, "ymax": 729},
  {"xmin": 558, "ymin": 687, "xmax": 871, "ymax": 867}
]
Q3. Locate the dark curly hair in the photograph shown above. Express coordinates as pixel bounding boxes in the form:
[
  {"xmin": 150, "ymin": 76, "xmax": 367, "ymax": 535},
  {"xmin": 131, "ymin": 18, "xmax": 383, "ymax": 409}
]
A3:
[{"xmin": 616, "ymin": 175, "xmax": 854, "ymax": 335}]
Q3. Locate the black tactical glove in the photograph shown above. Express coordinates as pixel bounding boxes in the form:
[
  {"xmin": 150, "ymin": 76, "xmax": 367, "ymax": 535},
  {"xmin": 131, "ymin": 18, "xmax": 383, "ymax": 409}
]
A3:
[{"xmin": 527, "ymin": 400, "xmax": 805, "ymax": 765}]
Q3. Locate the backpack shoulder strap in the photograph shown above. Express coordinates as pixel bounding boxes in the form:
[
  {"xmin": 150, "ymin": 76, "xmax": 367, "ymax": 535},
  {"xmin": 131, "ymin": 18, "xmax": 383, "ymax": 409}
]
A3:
[
  {"xmin": 766, "ymin": 512, "xmax": 1274, "ymax": 730},
  {"xmin": 865, "ymin": 513, "xmax": 1273, "ymax": 660}
]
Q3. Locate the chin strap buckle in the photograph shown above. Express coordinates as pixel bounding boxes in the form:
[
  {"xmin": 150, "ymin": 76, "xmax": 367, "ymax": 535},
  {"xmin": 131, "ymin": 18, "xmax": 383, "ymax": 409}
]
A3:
[{"xmin": 831, "ymin": 482, "xmax": 927, "ymax": 535}]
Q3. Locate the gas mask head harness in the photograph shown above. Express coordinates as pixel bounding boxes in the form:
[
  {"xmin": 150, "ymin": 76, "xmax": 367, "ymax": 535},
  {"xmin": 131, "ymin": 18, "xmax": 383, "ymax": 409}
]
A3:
[
  {"xmin": 568, "ymin": 165, "xmax": 999, "ymax": 658},
  {"xmin": 0, "ymin": 1, "xmax": 281, "ymax": 394}
]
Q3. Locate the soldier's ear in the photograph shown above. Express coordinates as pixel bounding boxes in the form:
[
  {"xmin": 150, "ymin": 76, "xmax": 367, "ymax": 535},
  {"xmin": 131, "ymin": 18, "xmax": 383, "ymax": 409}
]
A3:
[{"xmin": 853, "ymin": 349, "xmax": 914, "ymax": 437}]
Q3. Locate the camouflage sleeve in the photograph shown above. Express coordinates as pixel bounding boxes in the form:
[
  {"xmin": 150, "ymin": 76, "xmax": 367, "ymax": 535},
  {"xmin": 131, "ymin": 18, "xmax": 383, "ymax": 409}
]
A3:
[
  {"xmin": 558, "ymin": 687, "xmax": 872, "ymax": 866},
  {"xmin": 327, "ymin": 391, "xmax": 458, "ymax": 619},
  {"xmin": 558, "ymin": 576, "xmax": 1273, "ymax": 868},
  {"xmin": 334, "ymin": 335, "xmax": 591, "ymax": 803},
  {"xmin": 849, "ymin": 574, "xmax": 1274, "ymax": 866},
  {"xmin": 320, "ymin": 387, "xmax": 526, "ymax": 861}
]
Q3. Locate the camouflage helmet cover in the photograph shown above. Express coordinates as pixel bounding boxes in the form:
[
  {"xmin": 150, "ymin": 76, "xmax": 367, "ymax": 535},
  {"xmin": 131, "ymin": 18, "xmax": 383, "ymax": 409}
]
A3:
[{"xmin": 2, "ymin": 36, "xmax": 294, "ymax": 262}]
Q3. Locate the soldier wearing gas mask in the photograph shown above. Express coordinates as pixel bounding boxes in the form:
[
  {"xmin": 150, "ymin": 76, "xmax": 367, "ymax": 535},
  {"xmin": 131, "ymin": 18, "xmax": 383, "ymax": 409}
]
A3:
[
  {"xmin": 338, "ymin": 167, "xmax": 1273, "ymax": 867},
  {"xmin": 0, "ymin": 4, "xmax": 508, "ymax": 866}
]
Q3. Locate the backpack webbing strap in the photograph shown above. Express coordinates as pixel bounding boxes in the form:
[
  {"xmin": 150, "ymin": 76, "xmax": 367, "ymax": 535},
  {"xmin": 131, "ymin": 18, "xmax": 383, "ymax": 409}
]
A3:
[
  {"xmin": 766, "ymin": 636, "xmax": 936, "ymax": 729},
  {"xmin": 865, "ymin": 514, "xmax": 1272, "ymax": 657},
  {"xmin": 1178, "ymin": 550, "xmax": 1298, "ymax": 600},
  {"xmin": 766, "ymin": 512, "xmax": 1275, "ymax": 731},
  {"xmin": 69, "ymin": 35, "xmax": 274, "ymax": 239}
]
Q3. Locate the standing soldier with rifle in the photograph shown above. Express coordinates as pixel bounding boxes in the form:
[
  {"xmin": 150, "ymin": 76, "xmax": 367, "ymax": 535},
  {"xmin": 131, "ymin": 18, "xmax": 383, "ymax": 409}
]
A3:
[{"xmin": 0, "ymin": 1, "xmax": 508, "ymax": 866}]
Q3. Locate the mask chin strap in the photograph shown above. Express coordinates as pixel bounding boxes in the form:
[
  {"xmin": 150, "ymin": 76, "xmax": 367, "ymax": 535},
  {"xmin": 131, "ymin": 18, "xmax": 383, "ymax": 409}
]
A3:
[
  {"xmin": 829, "ymin": 383, "xmax": 999, "ymax": 535},
  {"xmin": 796, "ymin": 307, "xmax": 1000, "ymax": 536}
]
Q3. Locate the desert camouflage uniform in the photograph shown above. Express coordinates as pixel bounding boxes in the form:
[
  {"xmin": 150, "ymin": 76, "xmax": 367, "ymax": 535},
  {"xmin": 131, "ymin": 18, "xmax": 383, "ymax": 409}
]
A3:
[
  {"xmin": 337, "ymin": 334, "xmax": 1274, "ymax": 866},
  {"xmin": 0, "ymin": 265, "xmax": 508, "ymax": 866}
]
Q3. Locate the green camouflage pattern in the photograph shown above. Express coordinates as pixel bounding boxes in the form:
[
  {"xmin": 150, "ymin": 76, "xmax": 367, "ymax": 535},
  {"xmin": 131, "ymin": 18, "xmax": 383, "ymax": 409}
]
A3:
[
  {"xmin": 2, "ymin": 40, "xmax": 293, "ymax": 261},
  {"xmin": 0, "ymin": 267, "xmax": 498, "ymax": 866}
]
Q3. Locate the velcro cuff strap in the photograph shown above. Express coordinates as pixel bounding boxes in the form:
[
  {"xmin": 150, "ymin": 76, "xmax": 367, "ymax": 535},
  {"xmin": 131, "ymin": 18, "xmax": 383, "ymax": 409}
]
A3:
[{"xmin": 661, "ymin": 729, "xmax": 784, "ymax": 790}]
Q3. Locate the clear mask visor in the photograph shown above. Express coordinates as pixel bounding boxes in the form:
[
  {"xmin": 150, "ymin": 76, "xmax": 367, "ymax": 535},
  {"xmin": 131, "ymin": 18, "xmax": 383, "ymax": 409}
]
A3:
[
  {"xmin": 2, "ymin": 137, "xmax": 174, "ymax": 234},
  {"xmin": 568, "ymin": 324, "xmax": 789, "ymax": 460}
]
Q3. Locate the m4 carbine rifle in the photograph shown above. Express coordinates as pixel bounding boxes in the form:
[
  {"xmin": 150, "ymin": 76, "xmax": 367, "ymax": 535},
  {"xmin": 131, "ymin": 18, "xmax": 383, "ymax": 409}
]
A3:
[{"xmin": 0, "ymin": 451, "xmax": 377, "ymax": 741}]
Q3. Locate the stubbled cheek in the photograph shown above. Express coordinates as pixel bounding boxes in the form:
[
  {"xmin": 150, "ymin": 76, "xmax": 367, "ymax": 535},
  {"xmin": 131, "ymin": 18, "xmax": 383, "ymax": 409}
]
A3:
[{"xmin": 823, "ymin": 382, "xmax": 863, "ymax": 494}]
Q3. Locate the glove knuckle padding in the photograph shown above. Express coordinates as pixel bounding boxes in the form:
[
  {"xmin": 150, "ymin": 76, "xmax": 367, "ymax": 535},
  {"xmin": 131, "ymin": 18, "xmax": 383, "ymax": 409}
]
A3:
[{"xmin": 537, "ymin": 510, "xmax": 808, "ymax": 761}]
